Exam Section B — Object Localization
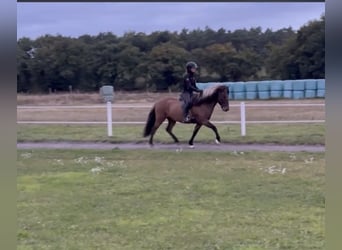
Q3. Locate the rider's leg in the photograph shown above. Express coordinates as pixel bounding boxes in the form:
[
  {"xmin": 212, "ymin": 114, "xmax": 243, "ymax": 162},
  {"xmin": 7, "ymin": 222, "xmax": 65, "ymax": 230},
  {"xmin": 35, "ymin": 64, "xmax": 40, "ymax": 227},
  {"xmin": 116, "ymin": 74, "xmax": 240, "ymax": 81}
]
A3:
[
  {"xmin": 182, "ymin": 102, "xmax": 191, "ymax": 122},
  {"xmin": 182, "ymin": 93, "xmax": 191, "ymax": 122}
]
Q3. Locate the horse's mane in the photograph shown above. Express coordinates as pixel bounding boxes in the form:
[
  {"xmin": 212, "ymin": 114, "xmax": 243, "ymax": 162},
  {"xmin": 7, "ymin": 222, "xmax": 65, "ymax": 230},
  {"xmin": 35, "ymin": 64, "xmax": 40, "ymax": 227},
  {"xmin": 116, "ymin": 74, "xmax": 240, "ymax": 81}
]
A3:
[{"xmin": 193, "ymin": 85, "xmax": 228, "ymax": 106}]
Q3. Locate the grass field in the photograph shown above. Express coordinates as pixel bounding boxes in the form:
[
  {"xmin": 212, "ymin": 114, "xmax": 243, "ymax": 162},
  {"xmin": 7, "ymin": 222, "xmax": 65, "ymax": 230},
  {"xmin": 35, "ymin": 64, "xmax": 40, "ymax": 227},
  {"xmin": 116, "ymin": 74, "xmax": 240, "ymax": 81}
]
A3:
[
  {"xmin": 17, "ymin": 149, "xmax": 325, "ymax": 250},
  {"xmin": 17, "ymin": 93, "xmax": 325, "ymax": 249},
  {"xmin": 17, "ymin": 123, "xmax": 325, "ymax": 145}
]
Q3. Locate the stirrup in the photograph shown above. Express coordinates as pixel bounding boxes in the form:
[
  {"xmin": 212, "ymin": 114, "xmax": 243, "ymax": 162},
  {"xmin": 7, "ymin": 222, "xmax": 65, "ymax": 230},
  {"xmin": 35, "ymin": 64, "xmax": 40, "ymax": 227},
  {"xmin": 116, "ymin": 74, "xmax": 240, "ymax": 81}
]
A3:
[{"xmin": 183, "ymin": 115, "xmax": 191, "ymax": 122}]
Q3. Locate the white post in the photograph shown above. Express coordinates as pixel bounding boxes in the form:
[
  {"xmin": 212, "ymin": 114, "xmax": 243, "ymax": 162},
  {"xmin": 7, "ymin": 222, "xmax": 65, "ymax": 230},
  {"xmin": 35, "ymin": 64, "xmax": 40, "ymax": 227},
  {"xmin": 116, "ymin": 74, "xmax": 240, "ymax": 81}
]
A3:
[
  {"xmin": 240, "ymin": 102, "xmax": 246, "ymax": 136},
  {"xmin": 106, "ymin": 101, "xmax": 113, "ymax": 137}
]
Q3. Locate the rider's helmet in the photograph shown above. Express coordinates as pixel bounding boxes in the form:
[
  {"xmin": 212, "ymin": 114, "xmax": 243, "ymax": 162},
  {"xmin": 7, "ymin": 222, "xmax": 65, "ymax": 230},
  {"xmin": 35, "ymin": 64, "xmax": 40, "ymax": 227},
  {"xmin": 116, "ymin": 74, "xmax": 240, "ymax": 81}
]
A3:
[{"xmin": 186, "ymin": 61, "xmax": 198, "ymax": 72}]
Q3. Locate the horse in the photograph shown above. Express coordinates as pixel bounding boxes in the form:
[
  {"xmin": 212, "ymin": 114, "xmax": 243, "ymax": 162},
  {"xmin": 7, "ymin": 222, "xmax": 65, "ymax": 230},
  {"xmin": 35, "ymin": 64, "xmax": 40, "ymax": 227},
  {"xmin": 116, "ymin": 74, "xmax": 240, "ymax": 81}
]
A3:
[{"xmin": 143, "ymin": 85, "xmax": 229, "ymax": 147}]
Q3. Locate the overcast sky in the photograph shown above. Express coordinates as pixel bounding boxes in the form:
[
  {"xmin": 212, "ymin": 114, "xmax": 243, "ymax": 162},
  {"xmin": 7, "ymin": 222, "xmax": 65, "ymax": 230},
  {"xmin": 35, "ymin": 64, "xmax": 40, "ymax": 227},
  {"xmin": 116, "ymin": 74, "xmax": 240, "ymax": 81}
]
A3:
[{"xmin": 17, "ymin": 2, "xmax": 325, "ymax": 40}]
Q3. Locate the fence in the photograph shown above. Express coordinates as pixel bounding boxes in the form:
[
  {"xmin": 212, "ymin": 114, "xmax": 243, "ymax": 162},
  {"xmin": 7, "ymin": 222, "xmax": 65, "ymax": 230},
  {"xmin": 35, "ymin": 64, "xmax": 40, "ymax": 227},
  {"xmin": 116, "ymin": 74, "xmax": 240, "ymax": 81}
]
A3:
[{"xmin": 17, "ymin": 102, "xmax": 325, "ymax": 136}]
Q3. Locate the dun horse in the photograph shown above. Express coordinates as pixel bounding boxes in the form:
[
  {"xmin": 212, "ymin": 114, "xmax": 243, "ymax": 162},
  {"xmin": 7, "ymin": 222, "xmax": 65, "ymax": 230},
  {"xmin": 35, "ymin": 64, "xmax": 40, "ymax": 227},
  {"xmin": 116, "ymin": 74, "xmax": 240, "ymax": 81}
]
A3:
[{"xmin": 143, "ymin": 85, "xmax": 229, "ymax": 147}]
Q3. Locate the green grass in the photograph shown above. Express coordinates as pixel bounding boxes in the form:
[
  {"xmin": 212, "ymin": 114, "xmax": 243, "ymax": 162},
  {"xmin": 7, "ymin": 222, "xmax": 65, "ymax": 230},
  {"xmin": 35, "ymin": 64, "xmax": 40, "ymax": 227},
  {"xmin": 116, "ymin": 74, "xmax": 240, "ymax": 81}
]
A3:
[
  {"xmin": 17, "ymin": 123, "xmax": 325, "ymax": 145},
  {"xmin": 18, "ymin": 149, "xmax": 325, "ymax": 250}
]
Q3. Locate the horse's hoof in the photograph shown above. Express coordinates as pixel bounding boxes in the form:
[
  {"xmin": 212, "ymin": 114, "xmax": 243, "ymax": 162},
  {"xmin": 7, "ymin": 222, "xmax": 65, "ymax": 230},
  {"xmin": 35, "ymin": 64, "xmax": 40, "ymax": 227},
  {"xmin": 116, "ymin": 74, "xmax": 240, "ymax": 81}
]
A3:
[
  {"xmin": 149, "ymin": 144, "xmax": 154, "ymax": 148},
  {"xmin": 215, "ymin": 139, "xmax": 221, "ymax": 145},
  {"xmin": 189, "ymin": 144, "xmax": 195, "ymax": 149}
]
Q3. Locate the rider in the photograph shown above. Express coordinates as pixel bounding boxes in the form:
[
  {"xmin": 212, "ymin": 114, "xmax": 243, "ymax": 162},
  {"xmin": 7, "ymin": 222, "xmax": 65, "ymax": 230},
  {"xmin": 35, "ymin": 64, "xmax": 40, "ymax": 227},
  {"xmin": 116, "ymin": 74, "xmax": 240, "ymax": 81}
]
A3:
[{"xmin": 181, "ymin": 61, "xmax": 203, "ymax": 122}]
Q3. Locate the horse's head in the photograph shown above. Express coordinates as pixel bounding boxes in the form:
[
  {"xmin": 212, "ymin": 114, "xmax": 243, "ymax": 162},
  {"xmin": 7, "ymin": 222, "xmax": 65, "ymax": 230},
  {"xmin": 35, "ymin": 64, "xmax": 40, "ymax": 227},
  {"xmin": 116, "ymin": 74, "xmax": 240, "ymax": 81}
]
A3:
[
  {"xmin": 194, "ymin": 85, "xmax": 229, "ymax": 111},
  {"xmin": 217, "ymin": 85, "xmax": 229, "ymax": 112}
]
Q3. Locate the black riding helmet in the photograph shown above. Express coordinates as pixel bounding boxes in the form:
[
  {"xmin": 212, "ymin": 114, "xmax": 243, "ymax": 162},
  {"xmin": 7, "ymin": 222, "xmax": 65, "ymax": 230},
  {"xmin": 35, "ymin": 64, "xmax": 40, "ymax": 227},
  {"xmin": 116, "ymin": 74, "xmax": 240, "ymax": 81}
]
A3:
[{"xmin": 186, "ymin": 61, "xmax": 198, "ymax": 72}]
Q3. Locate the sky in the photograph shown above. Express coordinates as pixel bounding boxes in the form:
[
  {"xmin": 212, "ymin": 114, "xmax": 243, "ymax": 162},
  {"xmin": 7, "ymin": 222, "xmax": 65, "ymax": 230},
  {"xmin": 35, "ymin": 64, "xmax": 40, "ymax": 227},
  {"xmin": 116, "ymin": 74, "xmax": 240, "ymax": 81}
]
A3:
[{"xmin": 17, "ymin": 2, "xmax": 325, "ymax": 40}]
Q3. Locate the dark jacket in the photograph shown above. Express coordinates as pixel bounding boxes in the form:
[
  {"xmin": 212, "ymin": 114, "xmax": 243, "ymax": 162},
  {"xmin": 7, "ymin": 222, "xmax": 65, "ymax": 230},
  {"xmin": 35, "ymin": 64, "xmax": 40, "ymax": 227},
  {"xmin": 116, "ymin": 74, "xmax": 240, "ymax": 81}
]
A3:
[{"xmin": 182, "ymin": 72, "xmax": 202, "ymax": 95}]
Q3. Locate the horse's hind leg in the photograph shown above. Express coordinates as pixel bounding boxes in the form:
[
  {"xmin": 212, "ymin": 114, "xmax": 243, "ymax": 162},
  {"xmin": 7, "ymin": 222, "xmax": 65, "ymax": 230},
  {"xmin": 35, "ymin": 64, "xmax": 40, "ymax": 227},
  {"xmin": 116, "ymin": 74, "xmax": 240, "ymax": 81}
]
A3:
[
  {"xmin": 202, "ymin": 121, "xmax": 221, "ymax": 144},
  {"xmin": 166, "ymin": 118, "xmax": 179, "ymax": 144},
  {"xmin": 149, "ymin": 116, "xmax": 166, "ymax": 146},
  {"xmin": 188, "ymin": 123, "xmax": 202, "ymax": 147}
]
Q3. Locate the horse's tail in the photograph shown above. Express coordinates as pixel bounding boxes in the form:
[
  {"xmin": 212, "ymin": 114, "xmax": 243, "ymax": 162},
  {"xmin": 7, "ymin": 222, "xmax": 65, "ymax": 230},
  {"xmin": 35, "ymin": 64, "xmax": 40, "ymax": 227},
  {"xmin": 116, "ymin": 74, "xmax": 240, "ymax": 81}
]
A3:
[{"xmin": 143, "ymin": 106, "xmax": 156, "ymax": 137}]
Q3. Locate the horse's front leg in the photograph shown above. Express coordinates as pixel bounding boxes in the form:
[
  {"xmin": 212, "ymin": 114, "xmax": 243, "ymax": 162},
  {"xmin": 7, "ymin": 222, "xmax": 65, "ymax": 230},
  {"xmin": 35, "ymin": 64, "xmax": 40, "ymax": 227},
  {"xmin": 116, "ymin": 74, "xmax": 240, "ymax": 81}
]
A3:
[
  {"xmin": 202, "ymin": 120, "xmax": 221, "ymax": 144},
  {"xmin": 188, "ymin": 123, "xmax": 202, "ymax": 148}
]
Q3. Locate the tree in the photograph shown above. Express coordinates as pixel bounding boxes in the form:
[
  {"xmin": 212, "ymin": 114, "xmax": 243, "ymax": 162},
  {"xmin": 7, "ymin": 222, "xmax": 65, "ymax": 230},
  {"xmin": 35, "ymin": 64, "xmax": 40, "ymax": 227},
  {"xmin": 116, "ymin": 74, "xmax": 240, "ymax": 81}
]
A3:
[
  {"xmin": 17, "ymin": 15, "xmax": 324, "ymax": 93},
  {"xmin": 266, "ymin": 38, "xmax": 301, "ymax": 79},
  {"xmin": 147, "ymin": 42, "xmax": 190, "ymax": 91},
  {"xmin": 202, "ymin": 43, "xmax": 239, "ymax": 81},
  {"xmin": 17, "ymin": 37, "xmax": 35, "ymax": 92},
  {"xmin": 266, "ymin": 15, "xmax": 324, "ymax": 79},
  {"xmin": 114, "ymin": 44, "xmax": 146, "ymax": 90},
  {"xmin": 294, "ymin": 15, "xmax": 325, "ymax": 78}
]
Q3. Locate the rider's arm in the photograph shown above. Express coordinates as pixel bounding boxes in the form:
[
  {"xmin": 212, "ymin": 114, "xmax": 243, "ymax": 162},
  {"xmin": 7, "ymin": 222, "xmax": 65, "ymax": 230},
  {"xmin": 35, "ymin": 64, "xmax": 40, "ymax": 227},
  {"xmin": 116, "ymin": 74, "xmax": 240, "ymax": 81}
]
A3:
[{"xmin": 184, "ymin": 78, "xmax": 202, "ymax": 92}]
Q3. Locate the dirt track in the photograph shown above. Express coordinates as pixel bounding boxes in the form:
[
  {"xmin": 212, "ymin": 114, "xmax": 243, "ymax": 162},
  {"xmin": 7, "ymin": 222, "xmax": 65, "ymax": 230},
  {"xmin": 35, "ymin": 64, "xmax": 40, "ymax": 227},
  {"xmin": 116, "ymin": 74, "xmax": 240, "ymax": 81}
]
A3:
[{"xmin": 17, "ymin": 142, "xmax": 325, "ymax": 153}]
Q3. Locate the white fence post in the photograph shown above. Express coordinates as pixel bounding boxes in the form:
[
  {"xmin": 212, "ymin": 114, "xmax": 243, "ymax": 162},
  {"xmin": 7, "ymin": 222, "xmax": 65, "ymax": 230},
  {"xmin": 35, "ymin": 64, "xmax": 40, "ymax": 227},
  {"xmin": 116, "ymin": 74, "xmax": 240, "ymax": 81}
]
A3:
[
  {"xmin": 106, "ymin": 101, "xmax": 113, "ymax": 137},
  {"xmin": 240, "ymin": 102, "xmax": 246, "ymax": 136}
]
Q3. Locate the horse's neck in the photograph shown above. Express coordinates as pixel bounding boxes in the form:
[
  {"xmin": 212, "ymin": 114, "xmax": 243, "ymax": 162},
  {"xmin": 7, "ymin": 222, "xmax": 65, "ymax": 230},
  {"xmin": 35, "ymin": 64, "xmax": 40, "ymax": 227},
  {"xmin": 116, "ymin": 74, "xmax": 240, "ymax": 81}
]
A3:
[
  {"xmin": 197, "ymin": 99, "xmax": 217, "ymax": 113},
  {"xmin": 207, "ymin": 100, "xmax": 218, "ymax": 112}
]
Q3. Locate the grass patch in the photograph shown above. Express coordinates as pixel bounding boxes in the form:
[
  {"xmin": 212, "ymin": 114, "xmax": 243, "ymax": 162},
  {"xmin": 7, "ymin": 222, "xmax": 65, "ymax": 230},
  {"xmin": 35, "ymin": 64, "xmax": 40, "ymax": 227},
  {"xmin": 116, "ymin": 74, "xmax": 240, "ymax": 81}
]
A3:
[
  {"xmin": 17, "ymin": 123, "xmax": 325, "ymax": 145},
  {"xmin": 18, "ymin": 149, "xmax": 325, "ymax": 250}
]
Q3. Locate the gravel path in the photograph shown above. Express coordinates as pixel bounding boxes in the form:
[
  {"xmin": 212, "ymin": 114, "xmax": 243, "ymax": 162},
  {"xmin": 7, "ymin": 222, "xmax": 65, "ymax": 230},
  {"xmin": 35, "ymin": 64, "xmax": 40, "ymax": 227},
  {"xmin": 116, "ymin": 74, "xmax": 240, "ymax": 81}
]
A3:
[{"xmin": 17, "ymin": 142, "xmax": 325, "ymax": 153}]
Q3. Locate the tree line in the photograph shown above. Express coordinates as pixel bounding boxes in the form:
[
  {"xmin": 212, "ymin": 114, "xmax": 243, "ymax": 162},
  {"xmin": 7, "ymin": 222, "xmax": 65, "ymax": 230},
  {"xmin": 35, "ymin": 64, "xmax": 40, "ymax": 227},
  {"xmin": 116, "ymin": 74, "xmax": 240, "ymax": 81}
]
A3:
[{"xmin": 17, "ymin": 15, "xmax": 324, "ymax": 93}]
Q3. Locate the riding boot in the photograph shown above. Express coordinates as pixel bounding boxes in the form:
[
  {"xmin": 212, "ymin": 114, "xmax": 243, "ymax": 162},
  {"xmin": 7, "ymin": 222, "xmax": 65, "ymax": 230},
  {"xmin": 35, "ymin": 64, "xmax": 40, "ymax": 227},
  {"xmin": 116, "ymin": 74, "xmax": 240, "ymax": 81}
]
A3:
[
  {"xmin": 181, "ymin": 93, "xmax": 192, "ymax": 122},
  {"xmin": 182, "ymin": 105, "xmax": 190, "ymax": 122}
]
